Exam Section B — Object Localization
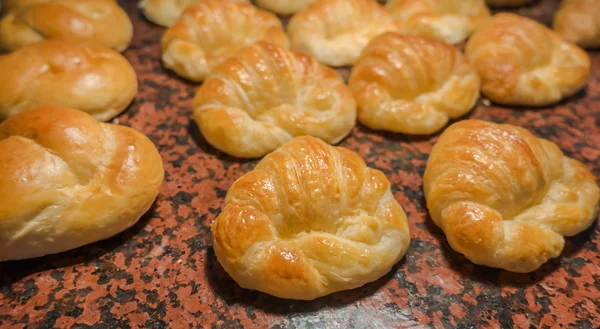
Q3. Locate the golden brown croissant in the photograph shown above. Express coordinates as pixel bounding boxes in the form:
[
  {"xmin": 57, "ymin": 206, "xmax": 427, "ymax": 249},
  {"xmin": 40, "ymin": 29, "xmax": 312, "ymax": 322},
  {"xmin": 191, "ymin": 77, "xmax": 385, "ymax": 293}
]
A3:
[
  {"xmin": 139, "ymin": 0, "xmax": 250, "ymax": 27},
  {"xmin": 485, "ymin": 0, "xmax": 535, "ymax": 7},
  {"xmin": 0, "ymin": 0, "xmax": 133, "ymax": 52},
  {"xmin": 0, "ymin": 40, "xmax": 138, "ymax": 122},
  {"xmin": 466, "ymin": 13, "xmax": 590, "ymax": 107},
  {"xmin": 553, "ymin": 0, "xmax": 600, "ymax": 49},
  {"xmin": 254, "ymin": 0, "xmax": 317, "ymax": 15},
  {"xmin": 212, "ymin": 136, "xmax": 410, "ymax": 300},
  {"xmin": 194, "ymin": 42, "xmax": 356, "ymax": 158},
  {"xmin": 0, "ymin": 107, "xmax": 164, "ymax": 261},
  {"xmin": 349, "ymin": 33, "xmax": 480, "ymax": 135},
  {"xmin": 424, "ymin": 120, "xmax": 599, "ymax": 273},
  {"xmin": 287, "ymin": 0, "xmax": 400, "ymax": 67},
  {"xmin": 386, "ymin": 0, "xmax": 490, "ymax": 44},
  {"xmin": 161, "ymin": 0, "xmax": 289, "ymax": 82}
]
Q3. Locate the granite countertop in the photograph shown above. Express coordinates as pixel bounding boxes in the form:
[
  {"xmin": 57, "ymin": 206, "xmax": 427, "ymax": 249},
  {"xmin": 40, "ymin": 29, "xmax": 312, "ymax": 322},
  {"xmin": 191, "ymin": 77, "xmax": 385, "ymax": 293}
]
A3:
[{"xmin": 1, "ymin": 0, "xmax": 599, "ymax": 328}]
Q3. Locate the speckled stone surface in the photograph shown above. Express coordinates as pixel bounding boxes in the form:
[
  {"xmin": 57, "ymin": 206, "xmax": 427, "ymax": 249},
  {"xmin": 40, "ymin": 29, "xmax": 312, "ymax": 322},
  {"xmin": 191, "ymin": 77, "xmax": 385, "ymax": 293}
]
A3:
[{"xmin": 1, "ymin": 0, "xmax": 599, "ymax": 328}]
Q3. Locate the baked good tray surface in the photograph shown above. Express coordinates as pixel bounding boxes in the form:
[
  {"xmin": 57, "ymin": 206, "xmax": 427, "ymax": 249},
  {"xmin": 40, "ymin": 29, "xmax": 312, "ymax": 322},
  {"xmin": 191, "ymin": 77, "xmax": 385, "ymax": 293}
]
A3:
[{"xmin": 1, "ymin": 0, "xmax": 599, "ymax": 328}]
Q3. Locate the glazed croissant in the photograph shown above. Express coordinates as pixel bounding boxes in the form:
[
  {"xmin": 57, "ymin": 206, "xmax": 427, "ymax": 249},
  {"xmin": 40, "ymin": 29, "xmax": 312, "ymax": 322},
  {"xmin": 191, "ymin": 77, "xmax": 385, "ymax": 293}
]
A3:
[
  {"xmin": 424, "ymin": 120, "xmax": 599, "ymax": 273},
  {"xmin": 0, "ymin": 0, "xmax": 133, "ymax": 52},
  {"xmin": 485, "ymin": 0, "xmax": 535, "ymax": 7},
  {"xmin": 553, "ymin": 0, "xmax": 600, "ymax": 49},
  {"xmin": 161, "ymin": 0, "xmax": 289, "ymax": 82},
  {"xmin": 139, "ymin": 0, "xmax": 250, "ymax": 27},
  {"xmin": 194, "ymin": 42, "xmax": 356, "ymax": 158},
  {"xmin": 287, "ymin": 0, "xmax": 400, "ymax": 67},
  {"xmin": 349, "ymin": 33, "xmax": 480, "ymax": 135},
  {"xmin": 0, "ymin": 107, "xmax": 164, "ymax": 261},
  {"xmin": 386, "ymin": 0, "xmax": 490, "ymax": 44},
  {"xmin": 254, "ymin": 0, "xmax": 317, "ymax": 15},
  {"xmin": 466, "ymin": 13, "xmax": 590, "ymax": 107},
  {"xmin": 212, "ymin": 136, "xmax": 411, "ymax": 300}
]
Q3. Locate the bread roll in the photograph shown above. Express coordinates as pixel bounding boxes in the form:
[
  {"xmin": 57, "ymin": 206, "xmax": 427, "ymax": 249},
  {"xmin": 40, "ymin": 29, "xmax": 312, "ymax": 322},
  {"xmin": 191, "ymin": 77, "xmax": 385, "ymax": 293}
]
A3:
[
  {"xmin": 349, "ymin": 33, "xmax": 480, "ymax": 134},
  {"xmin": 161, "ymin": 0, "xmax": 289, "ymax": 82},
  {"xmin": 212, "ymin": 136, "xmax": 410, "ymax": 300},
  {"xmin": 424, "ymin": 120, "xmax": 599, "ymax": 272},
  {"xmin": 0, "ymin": 107, "xmax": 164, "ymax": 261},
  {"xmin": 0, "ymin": 40, "xmax": 138, "ymax": 122},
  {"xmin": 466, "ymin": 13, "xmax": 590, "ymax": 107},
  {"xmin": 0, "ymin": 0, "xmax": 133, "ymax": 52},
  {"xmin": 194, "ymin": 42, "xmax": 356, "ymax": 158},
  {"xmin": 139, "ymin": 0, "xmax": 249, "ymax": 27},
  {"xmin": 485, "ymin": 0, "xmax": 535, "ymax": 7},
  {"xmin": 254, "ymin": 0, "xmax": 317, "ymax": 15},
  {"xmin": 553, "ymin": 0, "xmax": 600, "ymax": 49}
]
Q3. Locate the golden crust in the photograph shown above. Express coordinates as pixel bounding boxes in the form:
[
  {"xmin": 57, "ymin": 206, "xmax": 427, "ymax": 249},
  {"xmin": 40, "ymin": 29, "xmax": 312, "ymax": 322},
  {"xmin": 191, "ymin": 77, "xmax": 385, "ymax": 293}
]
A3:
[
  {"xmin": 553, "ymin": 0, "xmax": 600, "ymax": 49},
  {"xmin": 161, "ymin": 0, "xmax": 289, "ymax": 82},
  {"xmin": 193, "ymin": 42, "xmax": 356, "ymax": 158},
  {"xmin": 287, "ymin": 0, "xmax": 400, "ymax": 67},
  {"xmin": 386, "ymin": 0, "xmax": 490, "ymax": 44},
  {"xmin": 0, "ymin": 0, "xmax": 132, "ymax": 52},
  {"xmin": 424, "ymin": 120, "xmax": 599, "ymax": 272},
  {"xmin": 139, "ymin": 0, "xmax": 249, "ymax": 27},
  {"xmin": 466, "ymin": 13, "xmax": 590, "ymax": 107},
  {"xmin": 349, "ymin": 33, "xmax": 480, "ymax": 135},
  {"xmin": 485, "ymin": 0, "xmax": 535, "ymax": 7},
  {"xmin": 0, "ymin": 40, "xmax": 138, "ymax": 122},
  {"xmin": 0, "ymin": 107, "xmax": 164, "ymax": 261},
  {"xmin": 212, "ymin": 136, "xmax": 410, "ymax": 300},
  {"xmin": 254, "ymin": 0, "xmax": 316, "ymax": 15}
]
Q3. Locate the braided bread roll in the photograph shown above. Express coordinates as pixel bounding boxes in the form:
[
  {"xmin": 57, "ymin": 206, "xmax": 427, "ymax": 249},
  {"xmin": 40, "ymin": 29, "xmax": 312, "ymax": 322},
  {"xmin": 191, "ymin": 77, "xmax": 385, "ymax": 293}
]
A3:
[
  {"xmin": 139, "ymin": 0, "xmax": 249, "ymax": 27},
  {"xmin": 424, "ymin": 120, "xmax": 599, "ymax": 272},
  {"xmin": 254, "ymin": 0, "xmax": 316, "ymax": 15},
  {"xmin": 349, "ymin": 33, "xmax": 479, "ymax": 135},
  {"xmin": 161, "ymin": 0, "xmax": 288, "ymax": 82},
  {"xmin": 0, "ymin": 0, "xmax": 132, "ymax": 52},
  {"xmin": 0, "ymin": 40, "xmax": 137, "ymax": 122},
  {"xmin": 287, "ymin": 0, "xmax": 400, "ymax": 67},
  {"xmin": 553, "ymin": 0, "xmax": 600, "ymax": 49},
  {"xmin": 0, "ymin": 107, "xmax": 164, "ymax": 261},
  {"xmin": 466, "ymin": 13, "xmax": 590, "ymax": 107},
  {"xmin": 386, "ymin": 0, "xmax": 490, "ymax": 44},
  {"xmin": 194, "ymin": 42, "xmax": 356, "ymax": 158},
  {"xmin": 212, "ymin": 136, "xmax": 410, "ymax": 300}
]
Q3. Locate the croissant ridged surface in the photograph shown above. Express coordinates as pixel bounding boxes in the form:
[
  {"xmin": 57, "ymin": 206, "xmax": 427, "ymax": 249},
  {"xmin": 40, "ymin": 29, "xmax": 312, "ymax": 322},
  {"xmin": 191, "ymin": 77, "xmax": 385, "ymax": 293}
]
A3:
[
  {"xmin": 254, "ymin": 0, "xmax": 317, "ymax": 15},
  {"xmin": 553, "ymin": 0, "xmax": 600, "ymax": 49},
  {"xmin": 139, "ymin": 0, "xmax": 249, "ymax": 27}
]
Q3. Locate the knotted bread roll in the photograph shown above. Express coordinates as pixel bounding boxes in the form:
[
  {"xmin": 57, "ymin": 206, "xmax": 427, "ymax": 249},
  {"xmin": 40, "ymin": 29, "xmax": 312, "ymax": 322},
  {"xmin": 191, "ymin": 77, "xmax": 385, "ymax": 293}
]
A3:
[
  {"xmin": 0, "ymin": 40, "xmax": 138, "ymax": 122},
  {"xmin": 0, "ymin": 107, "xmax": 164, "ymax": 261},
  {"xmin": 466, "ymin": 13, "xmax": 590, "ymax": 107},
  {"xmin": 0, "ymin": 0, "xmax": 133, "ymax": 52},
  {"xmin": 213, "ymin": 136, "xmax": 410, "ymax": 300},
  {"xmin": 485, "ymin": 0, "xmax": 535, "ymax": 7},
  {"xmin": 349, "ymin": 33, "xmax": 480, "ymax": 135},
  {"xmin": 553, "ymin": 0, "xmax": 600, "ymax": 49},
  {"xmin": 194, "ymin": 42, "xmax": 356, "ymax": 158},
  {"xmin": 139, "ymin": 0, "xmax": 249, "ymax": 27},
  {"xmin": 386, "ymin": 0, "xmax": 490, "ymax": 44},
  {"xmin": 424, "ymin": 120, "xmax": 599, "ymax": 272},
  {"xmin": 161, "ymin": 0, "xmax": 289, "ymax": 82},
  {"xmin": 287, "ymin": 0, "xmax": 400, "ymax": 67},
  {"xmin": 254, "ymin": 0, "xmax": 317, "ymax": 15}
]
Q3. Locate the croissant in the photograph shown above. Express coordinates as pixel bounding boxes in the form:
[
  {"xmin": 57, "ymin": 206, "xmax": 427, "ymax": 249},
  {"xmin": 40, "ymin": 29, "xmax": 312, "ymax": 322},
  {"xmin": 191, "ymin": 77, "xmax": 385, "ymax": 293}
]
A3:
[
  {"xmin": 386, "ymin": 0, "xmax": 490, "ymax": 44},
  {"xmin": 254, "ymin": 0, "xmax": 317, "ymax": 15},
  {"xmin": 349, "ymin": 33, "xmax": 480, "ymax": 135},
  {"xmin": 193, "ymin": 42, "xmax": 356, "ymax": 158},
  {"xmin": 424, "ymin": 120, "xmax": 599, "ymax": 273},
  {"xmin": 0, "ymin": 107, "xmax": 164, "ymax": 261},
  {"xmin": 0, "ymin": 40, "xmax": 138, "ymax": 122},
  {"xmin": 0, "ymin": 0, "xmax": 133, "ymax": 52},
  {"xmin": 212, "ymin": 136, "xmax": 410, "ymax": 300},
  {"xmin": 465, "ymin": 13, "xmax": 590, "ymax": 107},
  {"xmin": 553, "ymin": 0, "xmax": 600, "ymax": 49},
  {"xmin": 139, "ymin": 0, "xmax": 250, "ymax": 27},
  {"xmin": 485, "ymin": 0, "xmax": 535, "ymax": 7},
  {"xmin": 161, "ymin": 0, "xmax": 289, "ymax": 82},
  {"xmin": 287, "ymin": 0, "xmax": 400, "ymax": 67}
]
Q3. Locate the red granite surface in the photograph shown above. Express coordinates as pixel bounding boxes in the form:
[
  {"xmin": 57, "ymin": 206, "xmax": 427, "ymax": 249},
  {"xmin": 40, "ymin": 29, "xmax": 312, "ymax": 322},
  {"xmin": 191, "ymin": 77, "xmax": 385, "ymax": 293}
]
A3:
[{"xmin": 1, "ymin": 0, "xmax": 599, "ymax": 328}]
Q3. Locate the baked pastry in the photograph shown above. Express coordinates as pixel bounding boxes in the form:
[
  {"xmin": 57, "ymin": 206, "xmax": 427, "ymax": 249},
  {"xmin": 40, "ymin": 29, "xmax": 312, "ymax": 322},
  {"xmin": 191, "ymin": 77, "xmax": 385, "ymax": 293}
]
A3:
[
  {"xmin": 466, "ymin": 13, "xmax": 590, "ymax": 107},
  {"xmin": 485, "ymin": 0, "xmax": 536, "ymax": 7},
  {"xmin": 139, "ymin": 0, "xmax": 250, "ymax": 27},
  {"xmin": 1, "ymin": 0, "xmax": 45, "ymax": 15},
  {"xmin": 349, "ymin": 33, "xmax": 480, "ymax": 135},
  {"xmin": 212, "ymin": 136, "xmax": 410, "ymax": 300},
  {"xmin": 254, "ymin": 0, "xmax": 317, "ymax": 15},
  {"xmin": 287, "ymin": 0, "xmax": 400, "ymax": 67},
  {"xmin": 0, "ymin": 107, "xmax": 164, "ymax": 261},
  {"xmin": 161, "ymin": 0, "xmax": 289, "ymax": 82},
  {"xmin": 424, "ymin": 120, "xmax": 599, "ymax": 273},
  {"xmin": 386, "ymin": 0, "xmax": 490, "ymax": 44},
  {"xmin": 553, "ymin": 0, "xmax": 600, "ymax": 49},
  {"xmin": 0, "ymin": 40, "xmax": 138, "ymax": 122},
  {"xmin": 0, "ymin": 0, "xmax": 133, "ymax": 52},
  {"xmin": 193, "ymin": 42, "xmax": 356, "ymax": 158}
]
